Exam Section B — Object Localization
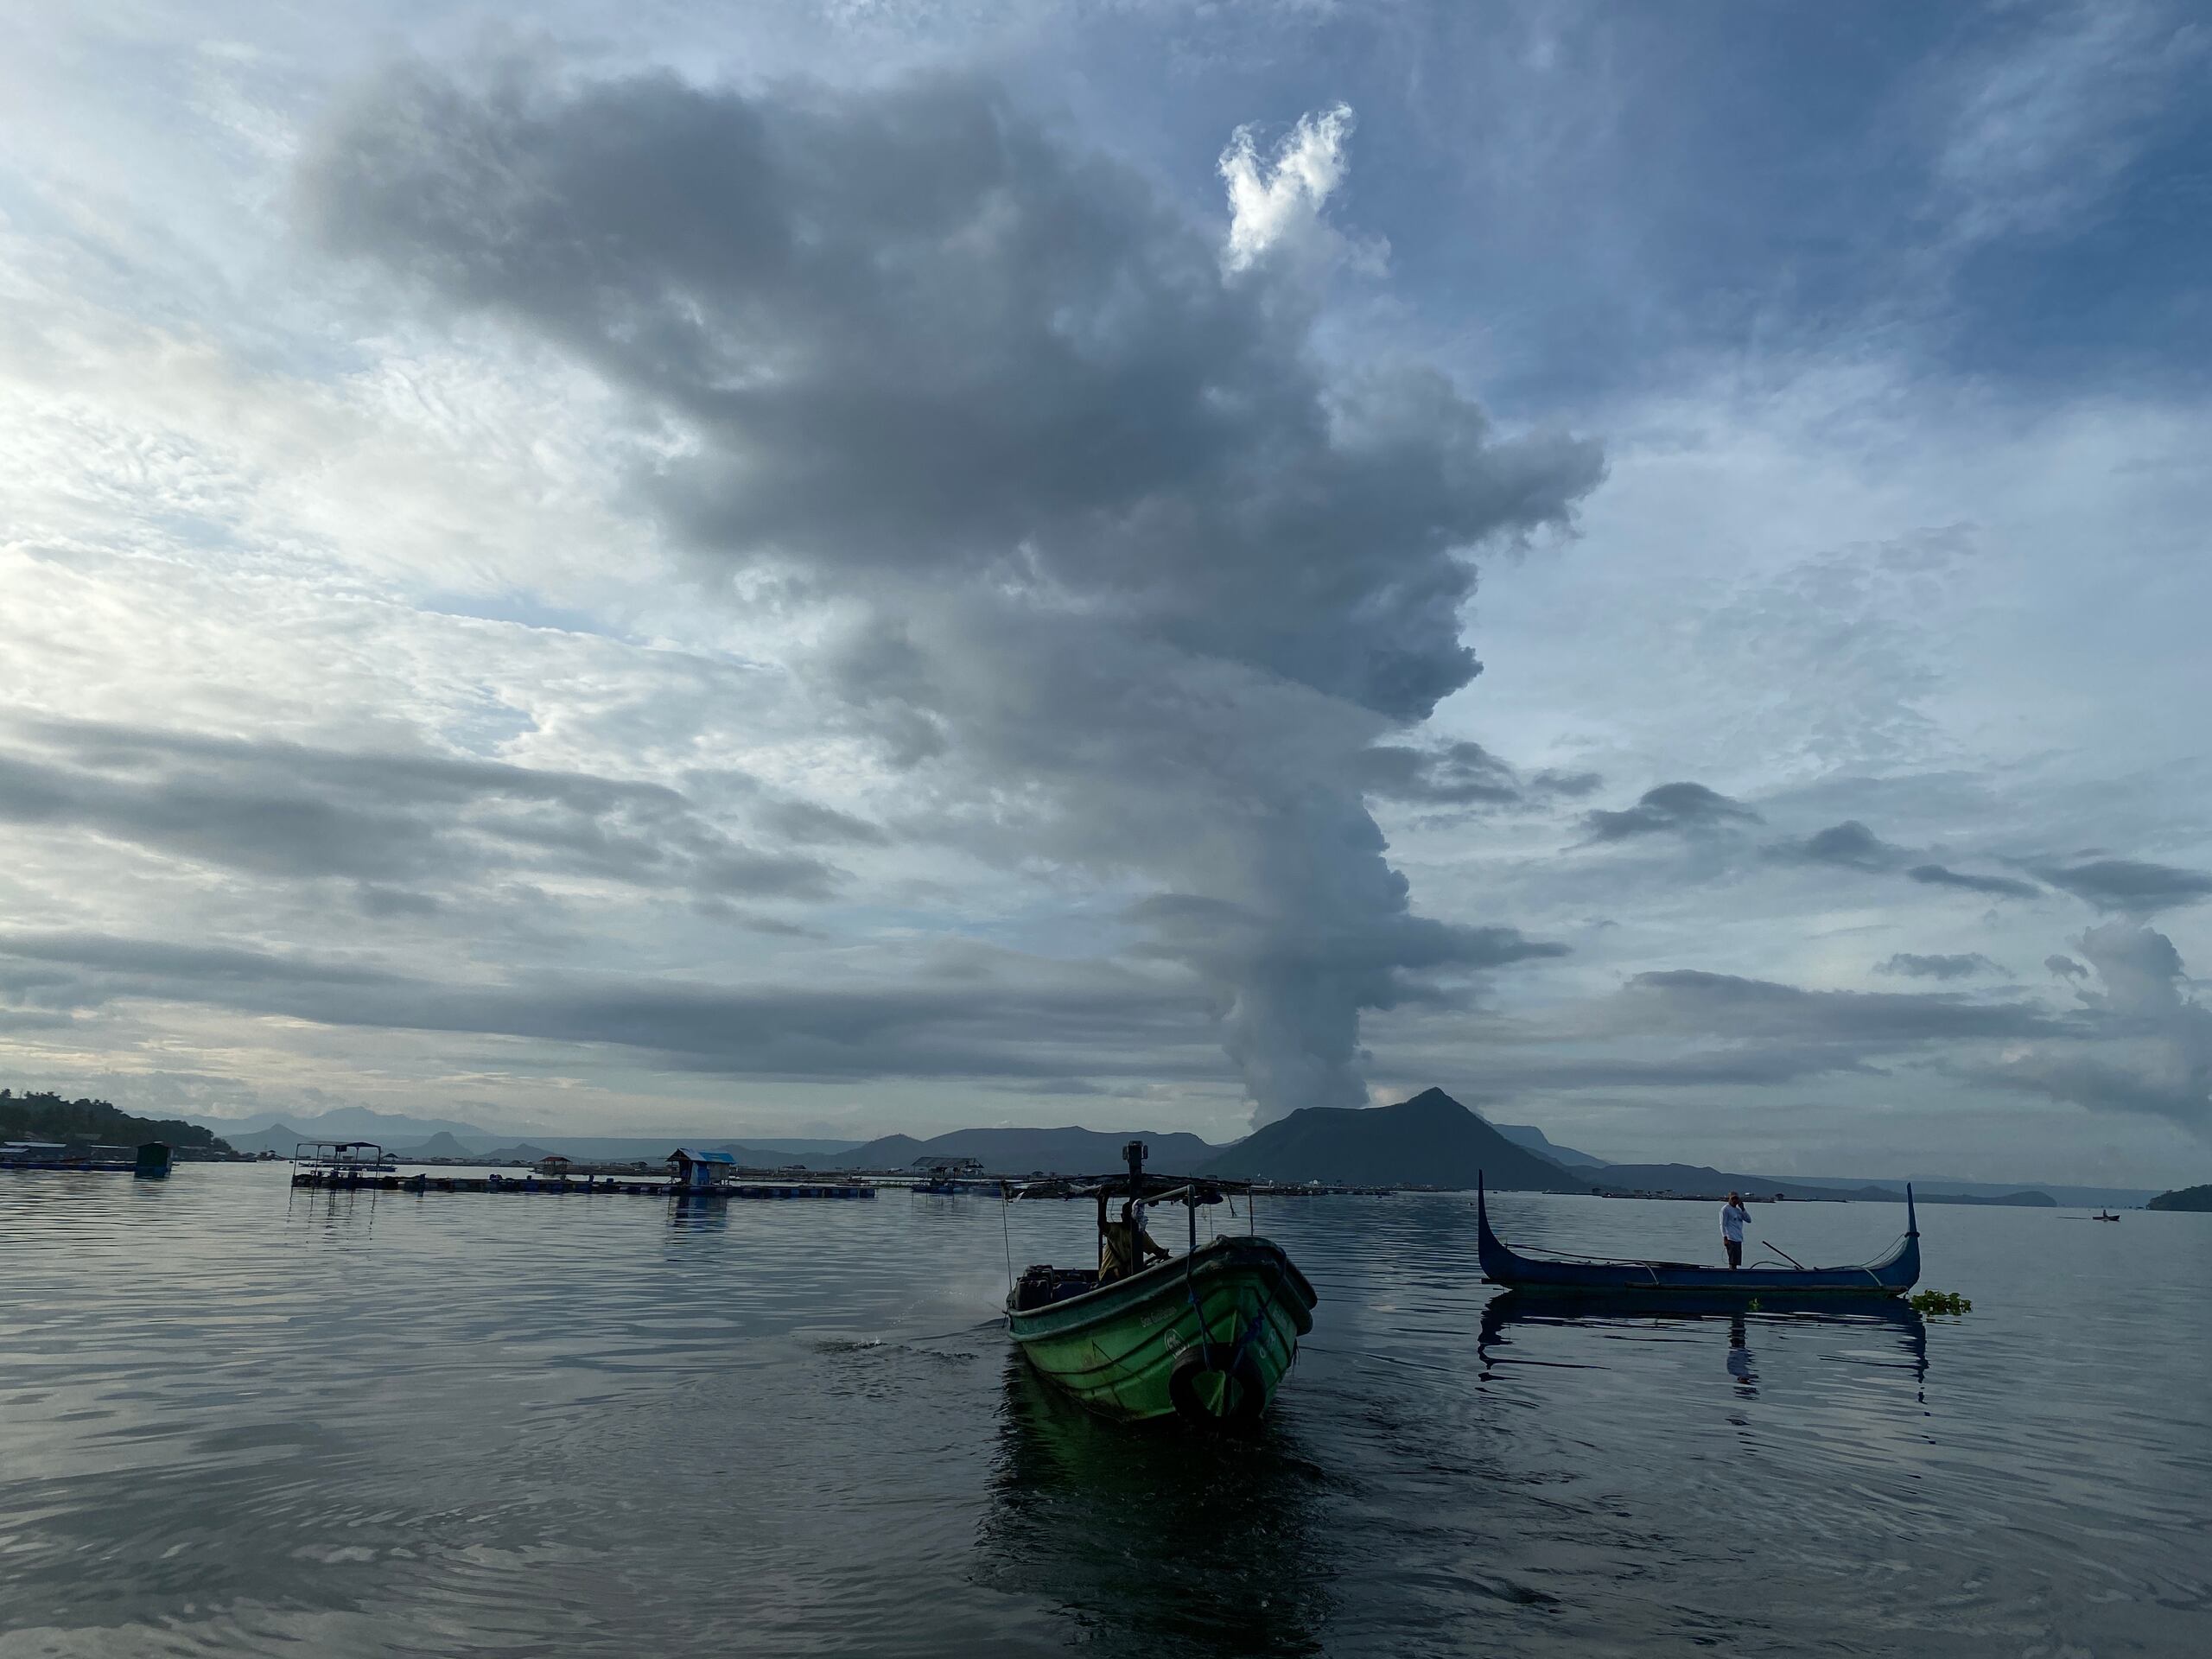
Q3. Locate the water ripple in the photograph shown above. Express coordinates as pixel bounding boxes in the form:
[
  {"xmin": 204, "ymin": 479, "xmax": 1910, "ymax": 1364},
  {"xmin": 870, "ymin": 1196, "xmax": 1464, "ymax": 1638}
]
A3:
[{"xmin": 0, "ymin": 1171, "xmax": 2205, "ymax": 1655}]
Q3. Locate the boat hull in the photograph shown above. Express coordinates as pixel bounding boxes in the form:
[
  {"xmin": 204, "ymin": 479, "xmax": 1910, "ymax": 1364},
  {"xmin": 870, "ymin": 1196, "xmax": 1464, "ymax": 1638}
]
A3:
[
  {"xmin": 1007, "ymin": 1236, "xmax": 1316, "ymax": 1425},
  {"xmin": 1476, "ymin": 1179, "xmax": 1920, "ymax": 1300}
]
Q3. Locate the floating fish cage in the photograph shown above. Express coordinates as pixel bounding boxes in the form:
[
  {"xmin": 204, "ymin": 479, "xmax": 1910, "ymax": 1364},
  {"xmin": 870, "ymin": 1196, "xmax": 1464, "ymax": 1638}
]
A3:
[
  {"xmin": 288, "ymin": 1165, "xmax": 876, "ymax": 1199},
  {"xmin": 287, "ymin": 1141, "xmax": 874, "ymax": 1198},
  {"xmin": 1, "ymin": 1140, "xmax": 172, "ymax": 1178}
]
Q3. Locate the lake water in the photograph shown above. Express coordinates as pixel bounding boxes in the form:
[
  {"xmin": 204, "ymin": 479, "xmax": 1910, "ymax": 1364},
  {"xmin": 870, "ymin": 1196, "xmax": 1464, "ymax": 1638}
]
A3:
[{"xmin": 2, "ymin": 1167, "xmax": 2206, "ymax": 1656}]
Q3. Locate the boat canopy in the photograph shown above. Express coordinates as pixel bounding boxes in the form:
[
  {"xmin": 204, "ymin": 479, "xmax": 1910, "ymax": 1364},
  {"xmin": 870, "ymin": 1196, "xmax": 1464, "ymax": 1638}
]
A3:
[{"xmin": 294, "ymin": 1140, "xmax": 395, "ymax": 1165}]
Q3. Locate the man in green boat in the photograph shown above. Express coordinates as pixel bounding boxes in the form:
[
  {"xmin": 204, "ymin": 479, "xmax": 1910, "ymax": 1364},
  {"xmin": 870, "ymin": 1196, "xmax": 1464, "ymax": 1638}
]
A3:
[{"xmin": 1098, "ymin": 1198, "xmax": 1171, "ymax": 1283}]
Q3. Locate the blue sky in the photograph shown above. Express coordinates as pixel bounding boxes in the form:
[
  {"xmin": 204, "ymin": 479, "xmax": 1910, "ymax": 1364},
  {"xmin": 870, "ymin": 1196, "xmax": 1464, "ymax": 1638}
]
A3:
[{"xmin": 1, "ymin": 2, "xmax": 2208, "ymax": 1185}]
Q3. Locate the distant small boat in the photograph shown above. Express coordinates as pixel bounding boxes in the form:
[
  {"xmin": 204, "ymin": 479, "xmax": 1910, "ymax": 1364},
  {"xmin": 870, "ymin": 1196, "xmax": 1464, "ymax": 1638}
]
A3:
[
  {"xmin": 1006, "ymin": 1141, "xmax": 1316, "ymax": 1429},
  {"xmin": 2094, "ymin": 1211, "xmax": 2120, "ymax": 1222},
  {"xmin": 1477, "ymin": 1173, "xmax": 1919, "ymax": 1300}
]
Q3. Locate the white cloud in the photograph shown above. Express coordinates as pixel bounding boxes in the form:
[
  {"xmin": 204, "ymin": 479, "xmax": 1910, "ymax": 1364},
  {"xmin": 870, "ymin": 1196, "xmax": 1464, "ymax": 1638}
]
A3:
[{"xmin": 1217, "ymin": 101, "xmax": 1382, "ymax": 276}]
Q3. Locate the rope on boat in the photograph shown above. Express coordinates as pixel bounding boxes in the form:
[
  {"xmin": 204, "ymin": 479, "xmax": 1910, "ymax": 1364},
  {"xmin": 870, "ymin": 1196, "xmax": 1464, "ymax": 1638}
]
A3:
[
  {"xmin": 906, "ymin": 1315, "xmax": 1014, "ymax": 1343},
  {"xmin": 1230, "ymin": 1258, "xmax": 1282, "ymax": 1376}
]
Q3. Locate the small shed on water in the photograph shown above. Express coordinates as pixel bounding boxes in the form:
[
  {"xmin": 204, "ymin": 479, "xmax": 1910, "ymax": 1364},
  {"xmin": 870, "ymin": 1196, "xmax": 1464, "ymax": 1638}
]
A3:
[
  {"xmin": 913, "ymin": 1155, "xmax": 985, "ymax": 1177},
  {"xmin": 667, "ymin": 1147, "xmax": 736, "ymax": 1191}
]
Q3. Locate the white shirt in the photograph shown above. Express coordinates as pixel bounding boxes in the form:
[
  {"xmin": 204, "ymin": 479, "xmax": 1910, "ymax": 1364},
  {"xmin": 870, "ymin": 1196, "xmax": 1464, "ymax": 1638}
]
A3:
[{"xmin": 1720, "ymin": 1201, "xmax": 1749, "ymax": 1243}]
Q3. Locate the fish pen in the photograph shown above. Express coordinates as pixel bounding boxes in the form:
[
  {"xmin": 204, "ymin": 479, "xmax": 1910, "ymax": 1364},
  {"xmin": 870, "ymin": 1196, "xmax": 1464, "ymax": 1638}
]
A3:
[
  {"xmin": 288, "ymin": 1169, "xmax": 876, "ymax": 1198},
  {"xmin": 288, "ymin": 1141, "xmax": 875, "ymax": 1199}
]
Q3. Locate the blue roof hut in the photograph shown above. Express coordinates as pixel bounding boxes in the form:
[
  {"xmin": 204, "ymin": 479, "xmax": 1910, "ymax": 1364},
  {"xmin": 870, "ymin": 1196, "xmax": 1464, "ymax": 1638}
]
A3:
[{"xmin": 667, "ymin": 1147, "xmax": 735, "ymax": 1192}]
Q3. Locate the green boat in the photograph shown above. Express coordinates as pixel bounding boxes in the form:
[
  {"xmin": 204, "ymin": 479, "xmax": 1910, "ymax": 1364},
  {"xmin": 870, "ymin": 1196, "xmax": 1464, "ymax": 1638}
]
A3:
[{"xmin": 1004, "ymin": 1141, "xmax": 1318, "ymax": 1429}]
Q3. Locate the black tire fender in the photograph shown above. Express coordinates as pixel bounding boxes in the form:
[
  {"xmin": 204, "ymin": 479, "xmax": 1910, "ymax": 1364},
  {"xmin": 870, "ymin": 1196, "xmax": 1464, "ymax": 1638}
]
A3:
[{"xmin": 1168, "ymin": 1341, "xmax": 1268, "ymax": 1430}]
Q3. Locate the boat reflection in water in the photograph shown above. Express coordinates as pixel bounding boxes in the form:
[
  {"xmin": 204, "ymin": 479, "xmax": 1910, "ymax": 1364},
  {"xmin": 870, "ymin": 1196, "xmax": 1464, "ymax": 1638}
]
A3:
[
  {"xmin": 975, "ymin": 1351, "xmax": 1335, "ymax": 1657},
  {"xmin": 1477, "ymin": 1291, "xmax": 1929, "ymax": 1402}
]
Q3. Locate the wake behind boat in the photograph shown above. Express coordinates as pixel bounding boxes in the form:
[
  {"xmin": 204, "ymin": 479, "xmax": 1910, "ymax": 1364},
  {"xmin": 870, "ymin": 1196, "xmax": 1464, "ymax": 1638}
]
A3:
[
  {"xmin": 1477, "ymin": 1173, "xmax": 1920, "ymax": 1300},
  {"xmin": 1005, "ymin": 1141, "xmax": 1317, "ymax": 1429}
]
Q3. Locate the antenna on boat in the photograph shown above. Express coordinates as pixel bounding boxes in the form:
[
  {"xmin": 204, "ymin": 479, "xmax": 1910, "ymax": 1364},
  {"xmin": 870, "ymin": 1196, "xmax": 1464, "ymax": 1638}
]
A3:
[
  {"xmin": 1123, "ymin": 1139, "xmax": 1147, "ymax": 1195},
  {"xmin": 1122, "ymin": 1140, "xmax": 1149, "ymax": 1260}
]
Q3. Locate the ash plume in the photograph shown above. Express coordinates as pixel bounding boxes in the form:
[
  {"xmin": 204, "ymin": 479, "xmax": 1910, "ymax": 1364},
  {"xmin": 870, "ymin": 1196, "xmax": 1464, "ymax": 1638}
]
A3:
[{"xmin": 303, "ymin": 66, "xmax": 1600, "ymax": 1122}]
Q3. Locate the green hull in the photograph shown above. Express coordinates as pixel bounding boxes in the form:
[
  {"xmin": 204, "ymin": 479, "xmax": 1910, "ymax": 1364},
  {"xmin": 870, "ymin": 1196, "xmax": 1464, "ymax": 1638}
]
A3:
[{"xmin": 1006, "ymin": 1236, "xmax": 1317, "ymax": 1424}]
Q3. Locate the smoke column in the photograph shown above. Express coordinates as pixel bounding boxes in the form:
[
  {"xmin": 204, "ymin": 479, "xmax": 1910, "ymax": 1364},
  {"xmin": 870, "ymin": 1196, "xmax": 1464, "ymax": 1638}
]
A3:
[{"xmin": 305, "ymin": 66, "xmax": 1601, "ymax": 1121}]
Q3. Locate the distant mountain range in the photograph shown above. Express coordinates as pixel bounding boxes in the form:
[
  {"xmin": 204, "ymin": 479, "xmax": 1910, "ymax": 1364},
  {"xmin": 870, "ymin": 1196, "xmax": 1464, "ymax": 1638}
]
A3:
[
  {"xmin": 1493, "ymin": 1122, "xmax": 1607, "ymax": 1167},
  {"xmin": 1586, "ymin": 1162, "xmax": 2056, "ymax": 1206},
  {"xmin": 189, "ymin": 1107, "xmax": 865, "ymax": 1162},
  {"xmin": 187, "ymin": 1105, "xmax": 555, "ymax": 1146},
  {"xmin": 828, "ymin": 1126, "xmax": 1222, "ymax": 1174},
  {"xmin": 179, "ymin": 1096, "xmax": 2164, "ymax": 1206},
  {"xmin": 788, "ymin": 1103, "xmax": 1592, "ymax": 1191},
  {"xmin": 2147, "ymin": 1185, "xmax": 2212, "ymax": 1212},
  {"xmin": 397, "ymin": 1132, "xmax": 474, "ymax": 1160}
]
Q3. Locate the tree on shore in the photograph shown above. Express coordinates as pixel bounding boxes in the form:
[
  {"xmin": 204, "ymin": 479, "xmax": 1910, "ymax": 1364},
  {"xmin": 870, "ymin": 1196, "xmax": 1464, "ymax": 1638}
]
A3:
[{"xmin": 0, "ymin": 1089, "xmax": 232, "ymax": 1153}]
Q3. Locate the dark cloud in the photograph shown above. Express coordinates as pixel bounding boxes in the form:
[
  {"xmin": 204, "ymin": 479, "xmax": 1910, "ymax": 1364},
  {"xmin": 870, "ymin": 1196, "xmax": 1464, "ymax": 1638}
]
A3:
[
  {"xmin": 753, "ymin": 800, "xmax": 892, "ymax": 847},
  {"xmin": 1356, "ymin": 741, "xmax": 1599, "ymax": 809},
  {"xmin": 2039, "ymin": 858, "xmax": 2212, "ymax": 914},
  {"xmin": 1877, "ymin": 952, "xmax": 2004, "ymax": 981},
  {"xmin": 690, "ymin": 902, "xmax": 825, "ymax": 938},
  {"xmin": 1906, "ymin": 863, "xmax": 2042, "ymax": 899},
  {"xmin": 683, "ymin": 768, "xmax": 893, "ymax": 847},
  {"xmin": 304, "ymin": 63, "xmax": 1603, "ymax": 1122},
  {"xmin": 1777, "ymin": 820, "xmax": 1910, "ymax": 871},
  {"xmin": 0, "ymin": 719, "xmax": 839, "ymax": 903},
  {"xmin": 0, "ymin": 931, "xmax": 399, "ymax": 990},
  {"xmin": 1580, "ymin": 782, "xmax": 1760, "ymax": 842},
  {"xmin": 1530, "ymin": 768, "xmax": 1605, "ymax": 799},
  {"xmin": 356, "ymin": 885, "xmax": 444, "ymax": 919},
  {"xmin": 1377, "ymin": 964, "xmax": 2068, "ymax": 1101},
  {"xmin": 1770, "ymin": 825, "xmax": 2046, "ymax": 907},
  {"xmin": 1464, "ymin": 1050, "xmax": 1884, "ymax": 1090},
  {"xmin": 0, "ymin": 930, "xmax": 1221, "ymax": 1085},
  {"xmin": 306, "ymin": 67, "xmax": 1600, "ymax": 719},
  {"xmin": 1357, "ymin": 741, "xmax": 1522, "ymax": 805},
  {"xmin": 1614, "ymin": 969, "xmax": 2060, "ymax": 1043},
  {"xmin": 1762, "ymin": 814, "xmax": 2064, "ymax": 908},
  {"xmin": 1501, "ymin": 931, "xmax": 2212, "ymax": 1139}
]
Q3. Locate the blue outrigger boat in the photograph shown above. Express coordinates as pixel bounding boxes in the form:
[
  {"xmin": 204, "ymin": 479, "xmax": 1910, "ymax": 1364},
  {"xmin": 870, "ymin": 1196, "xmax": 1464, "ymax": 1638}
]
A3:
[{"xmin": 1477, "ymin": 1174, "xmax": 1920, "ymax": 1300}]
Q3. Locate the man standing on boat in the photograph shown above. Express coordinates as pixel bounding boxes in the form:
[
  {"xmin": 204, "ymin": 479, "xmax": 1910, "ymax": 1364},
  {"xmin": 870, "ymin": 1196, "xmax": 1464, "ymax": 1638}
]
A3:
[{"xmin": 1720, "ymin": 1192, "xmax": 1751, "ymax": 1268}]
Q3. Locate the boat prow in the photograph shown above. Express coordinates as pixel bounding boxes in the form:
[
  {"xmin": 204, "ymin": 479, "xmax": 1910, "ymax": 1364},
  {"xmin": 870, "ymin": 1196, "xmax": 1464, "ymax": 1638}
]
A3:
[{"xmin": 1476, "ymin": 1173, "xmax": 1920, "ymax": 1300}]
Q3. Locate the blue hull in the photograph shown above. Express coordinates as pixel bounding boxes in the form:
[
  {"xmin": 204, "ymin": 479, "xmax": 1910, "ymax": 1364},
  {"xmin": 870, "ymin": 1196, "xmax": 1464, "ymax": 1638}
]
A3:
[{"xmin": 1477, "ymin": 1177, "xmax": 1919, "ymax": 1299}]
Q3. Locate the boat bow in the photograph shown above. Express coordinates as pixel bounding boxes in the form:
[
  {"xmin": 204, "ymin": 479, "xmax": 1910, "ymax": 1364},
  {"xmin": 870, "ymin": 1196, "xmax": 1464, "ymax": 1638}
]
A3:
[{"xmin": 1477, "ymin": 1173, "xmax": 1919, "ymax": 1298}]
